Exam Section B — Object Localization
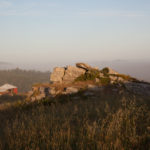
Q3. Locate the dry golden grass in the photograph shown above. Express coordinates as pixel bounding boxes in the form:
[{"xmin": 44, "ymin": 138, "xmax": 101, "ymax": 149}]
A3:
[{"xmin": 0, "ymin": 92, "xmax": 149, "ymax": 150}]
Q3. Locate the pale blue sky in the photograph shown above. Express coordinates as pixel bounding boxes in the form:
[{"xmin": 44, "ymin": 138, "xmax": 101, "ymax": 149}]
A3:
[{"xmin": 0, "ymin": 0, "xmax": 150, "ymax": 63}]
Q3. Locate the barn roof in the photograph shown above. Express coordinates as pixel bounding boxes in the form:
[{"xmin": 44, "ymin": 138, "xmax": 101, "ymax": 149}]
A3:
[
  {"xmin": 0, "ymin": 84, "xmax": 17, "ymax": 91},
  {"xmin": 0, "ymin": 89, "xmax": 7, "ymax": 92}
]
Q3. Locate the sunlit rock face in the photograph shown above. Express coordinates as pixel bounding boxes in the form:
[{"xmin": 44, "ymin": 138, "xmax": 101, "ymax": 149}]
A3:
[
  {"xmin": 50, "ymin": 64, "xmax": 88, "ymax": 84},
  {"xmin": 50, "ymin": 67, "xmax": 65, "ymax": 83},
  {"xmin": 63, "ymin": 66, "xmax": 86, "ymax": 83}
]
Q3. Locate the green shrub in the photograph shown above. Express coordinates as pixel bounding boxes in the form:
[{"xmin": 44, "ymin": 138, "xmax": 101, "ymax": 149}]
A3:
[
  {"xmin": 75, "ymin": 70, "xmax": 100, "ymax": 81},
  {"xmin": 101, "ymin": 67, "xmax": 109, "ymax": 74},
  {"xmin": 101, "ymin": 68, "xmax": 110, "ymax": 77},
  {"xmin": 117, "ymin": 74, "xmax": 132, "ymax": 80},
  {"xmin": 100, "ymin": 77, "xmax": 110, "ymax": 85}
]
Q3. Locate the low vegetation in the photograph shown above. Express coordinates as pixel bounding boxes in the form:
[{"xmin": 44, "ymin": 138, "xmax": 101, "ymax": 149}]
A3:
[
  {"xmin": 0, "ymin": 91, "xmax": 149, "ymax": 150},
  {"xmin": 75, "ymin": 69, "xmax": 100, "ymax": 82},
  {"xmin": 75, "ymin": 69, "xmax": 111, "ymax": 85},
  {"xmin": 100, "ymin": 77, "xmax": 111, "ymax": 85},
  {"xmin": 0, "ymin": 95, "xmax": 26, "ymax": 104},
  {"xmin": 101, "ymin": 67, "xmax": 109, "ymax": 76}
]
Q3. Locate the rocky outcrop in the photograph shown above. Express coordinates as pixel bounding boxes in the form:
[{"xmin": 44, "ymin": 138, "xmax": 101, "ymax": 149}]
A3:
[
  {"xmin": 50, "ymin": 64, "xmax": 88, "ymax": 83},
  {"xmin": 29, "ymin": 62, "xmax": 149, "ymax": 101},
  {"xmin": 63, "ymin": 87, "xmax": 79, "ymax": 94},
  {"xmin": 107, "ymin": 67, "xmax": 118, "ymax": 75},
  {"xmin": 109, "ymin": 75, "xmax": 118, "ymax": 81},
  {"xmin": 28, "ymin": 63, "xmax": 150, "ymax": 102},
  {"xmin": 28, "ymin": 85, "xmax": 51, "ymax": 101},
  {"xmin": 49, "ymin": 63, "xmax": 130, "ymax": 85},
  {"xmin": 50, "ymin": 67, "xmax": 65, "ymax": 83},
  {"xmin": 63, "ymin": 66, "xmax": 86, "ymax": 83},
  {"xmin": 76, "ymin": 63, "xmax": 99, "ymax": 71},
  {"xmin": 50, "ymin": 63, "xmax": 101, "ymax": 84},
  {"xmin": 87, "ymin": 84, "xmax": 101, "ymax": 91},
  {"xmin": 76, "ymin": 63, "xmax": 93, "ymax": 71}
]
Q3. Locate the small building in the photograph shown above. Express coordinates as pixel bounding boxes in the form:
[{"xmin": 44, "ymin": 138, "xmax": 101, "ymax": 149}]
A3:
[{"xmin": 0, "ymin": 84, "xmax": 18, "ymax": 96}]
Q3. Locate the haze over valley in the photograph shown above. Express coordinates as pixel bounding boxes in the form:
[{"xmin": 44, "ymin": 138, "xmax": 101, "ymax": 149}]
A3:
[{"xmin": 0, "ymin": 60, "xmax": 150, "ymax": 82}]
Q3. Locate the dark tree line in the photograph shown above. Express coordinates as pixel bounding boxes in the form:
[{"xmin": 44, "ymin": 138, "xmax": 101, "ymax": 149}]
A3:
[{"xmin": 0, "ymin": 68, "xmax": 50, "ymax": 92}]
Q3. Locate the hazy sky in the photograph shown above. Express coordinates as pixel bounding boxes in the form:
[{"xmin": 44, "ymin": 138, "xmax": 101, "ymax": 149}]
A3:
[{"xmin": 0, "ymin": 0, "xmax": 150, "ymax": 63}]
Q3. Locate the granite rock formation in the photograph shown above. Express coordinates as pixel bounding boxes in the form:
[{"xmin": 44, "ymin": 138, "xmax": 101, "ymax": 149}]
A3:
[
  {"xmin": 50, "ymin": 67, "xmax": 65, "ymax": 83},
  {"xmin": 50, "ymin": 63, "xmax": 90, "ymax": 83},
  {"xmin": 28, "ymin": 63, "xmax": 150, "ymax": 101},
  {"xmin": 63, "ymin": 66, "xmax": 86, "ymax": 83}
]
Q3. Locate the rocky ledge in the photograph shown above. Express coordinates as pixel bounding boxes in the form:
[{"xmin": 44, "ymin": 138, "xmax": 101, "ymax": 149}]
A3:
[
  {"xmin": 50, "ymin": 63, "xmax": 120, "ymax": 84},
  {"xmin": 28, "ymin": 63, "xmax": 150, "ymax": 101}
]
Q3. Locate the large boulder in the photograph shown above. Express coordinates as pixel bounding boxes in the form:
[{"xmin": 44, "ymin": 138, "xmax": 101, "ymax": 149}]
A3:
[
  {"xmin": 107, "ymin": 67, "xmax": 118, "ymax": 75},
  {"xmin": 87, "ymin": 84, "xmax": 100, "ymax": 91},
  {"xmin": 64, "ymin": 87, "xmax": 79, "ymax": 94},
  {"xmin": 76, "ymin": 63, "xmax": 99, "ymax": 71},
  {"xmin": 49, "ymin": 87, "xmax": 61, "ymax": 96},
  {"xmin": 50, "ymin": 67, "xmax": 65, "ymax": 83},
  {"xmin": 63, "ymin": 66, "xmax": 86, "ymax": 83},
  {"xmin": 109, "ymin": 75, "xmax": 118, "ymax": 81}
]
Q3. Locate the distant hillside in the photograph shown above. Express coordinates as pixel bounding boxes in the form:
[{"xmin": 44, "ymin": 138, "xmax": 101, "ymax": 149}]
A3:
[{"xmin": 0, "ymin": 69, "xmax": 50, "ymax": 92}]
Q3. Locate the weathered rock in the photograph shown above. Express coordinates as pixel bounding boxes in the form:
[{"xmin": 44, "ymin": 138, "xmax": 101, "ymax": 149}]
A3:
[
  {"xmin": 93, "ymin": 67, "xmax": 99, "ymax": 70},
  {"xmin": 36, "ymin": 94, "xmax": 46, "ymax": 100},
  {"xmin": 87, "ymin": 84, "xmax": 100, "ymax": 91},
  {"xmin": 99, "ymin": 72, "xmax": 104, "ymax": 77},
  {"xmin": 117, "ymin": 77, "xmax": 126, "ymax": 82},
  {"xmin": 30, "ymin": 93, "xmax": 46, "ymax": 101},
  {"xmin": 64, "ymin": 87, "xmax": 79, "ymax": 94},
  {"xmin": 109, "ymin": 75, "xmax": 128, "ymax": 83},
  {"xmin": 29, "ymin": 85, "xmax": 51, "ymax": 101},
  {"xmin": 110, "ymin": 80, "xmax": 115, "ymax": 84},
  {"xmin": 107, "ymin": 67, "xmax": 118, "ymax": 75},
  {"xmin": 49, "ymin": 87, "xmax": 57, "ymax": 95},
  {"xmin": 31, "ymin": 97, "xmax": 36, "ymax": 102},
  {"xmin": 49, "ymin": 87, "xmax": 61, "ymax": 96},
  {"xmin": 49, "ymin": 63, "xmax": 100, "ymax": 84},
  {"xmin": 109, "ymin": 75, "xmax": 118, "ymax": 81},
  {"xmin": 63, "ymin": 66, "xmax": 85, "ymax": 83},
  {"xmin": 50, "ymin": 67, "xmax": 65, "ymax": 83},
  {"xmin": 27, "ymin": 91, "xmax": 33, "ymax": 97},
  {"xmin": 95, "ymin": 78, "xmax": 100, "ymax": 83},
  {"xmin": 87, "ymin": 84, "xmax": 97, "ymax": 88},
  {"xmin": 76, "ymin": 63, "xmax": 92, "ymax": 71}
]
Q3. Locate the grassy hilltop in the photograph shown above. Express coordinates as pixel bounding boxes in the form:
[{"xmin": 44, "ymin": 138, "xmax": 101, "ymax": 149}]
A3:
[
  {"xmin": 0, "ymin": 89, "xmax": 150, "ymax": 150},
  {"xmin": 0, "ymin": 64, "xmax": 150, "ymax": 150}
]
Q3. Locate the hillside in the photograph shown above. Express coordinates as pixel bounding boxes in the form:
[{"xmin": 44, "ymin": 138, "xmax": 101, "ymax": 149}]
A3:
[
  {"xmin": 0, "ymin": 68, "xmax": 50, "ymax": 92},
  {"xmin": 0, "ymin": 63, "xmax": 149, "ymax": 150},
  {"xmin": 0, "ymin": 87, "xmax": 150, "ymax": 149}
]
